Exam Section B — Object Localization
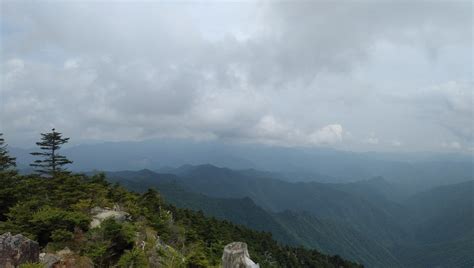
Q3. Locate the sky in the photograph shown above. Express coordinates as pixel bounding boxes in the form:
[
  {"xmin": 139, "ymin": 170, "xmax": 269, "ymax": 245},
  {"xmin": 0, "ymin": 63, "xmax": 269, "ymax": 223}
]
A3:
[{"xmin": 1, "ymin": 0, "xmax": 472, "ymax": 153}]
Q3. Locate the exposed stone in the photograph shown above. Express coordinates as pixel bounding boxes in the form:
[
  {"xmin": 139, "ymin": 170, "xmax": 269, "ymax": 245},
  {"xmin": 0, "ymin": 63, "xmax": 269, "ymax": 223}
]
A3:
[
  {"xmin": 222, "ymin": 242, "xmax": 259, "ymax": 268},
  {"xmin": 56, "ymin": 247, "xmax": 72, "ymax": 257},
  {"xmin": 40, "ymin": 248, "xmax": 93, "ymax": 268},
  {"xmin": 90, "ymin": 206, "xmax": 130, "ymax": 228},
  {"xmin": 40, "ymin": 253, "xmax": 61, "ymax": 268},
  {"xmin": 0, "ymin": 232, "xmax": 39, "ymax": 267}
]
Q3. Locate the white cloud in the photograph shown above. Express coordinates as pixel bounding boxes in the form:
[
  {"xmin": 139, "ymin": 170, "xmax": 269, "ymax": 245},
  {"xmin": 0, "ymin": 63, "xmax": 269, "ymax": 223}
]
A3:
[
  {"xmin": 391, "ymin": 140, "xmax": 402, "ymax": 147},
  {"xmin": 364, "ymin": 136, "xmax": 379, "ymax": 145},
  {"xmin": 3, "ymin": 59, "xmax": 25, "ymax": 81},
  {"xmin": 255, "ymin": 115, "xmax": 287, "ymax": 137},
  {"xmin": 310, "ymin": 124, "xmax": 344, "ymax": 145},
  {"xmin": 64, "ymin": 58, "xmax": 80, "ymax": 70},
  {"xmin": 251, "ymin": 116, "xmax": 345, "ymax": 147},
  {"xmin": 442, "ymin": 141, "xmax": 461, "ymax": 150}
]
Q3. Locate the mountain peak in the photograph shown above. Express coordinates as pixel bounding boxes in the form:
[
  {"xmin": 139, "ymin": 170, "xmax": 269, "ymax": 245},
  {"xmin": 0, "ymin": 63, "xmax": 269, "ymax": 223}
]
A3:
[{"xmin": 137, "ymin": 168, "xmax": 157, "ymax": 176}]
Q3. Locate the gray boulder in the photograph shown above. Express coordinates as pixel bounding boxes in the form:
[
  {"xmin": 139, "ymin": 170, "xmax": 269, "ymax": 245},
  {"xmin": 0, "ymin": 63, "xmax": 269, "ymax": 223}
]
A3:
[
  {"xmin": 40, "ymin": 253, "xmax": 60, "ymax": 268},
  {"xmin": 0, "ymin": 232, "xmax": 39, "ymax": 267},
  {"xmin": 222, "ymin": 242, "xmax": 259, "ymax": 268}
]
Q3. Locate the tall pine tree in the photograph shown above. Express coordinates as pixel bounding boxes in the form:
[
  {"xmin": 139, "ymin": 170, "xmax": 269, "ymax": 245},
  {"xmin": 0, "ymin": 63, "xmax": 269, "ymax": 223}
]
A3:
[
  {"xmin": 30, "ymin": 128, "xmax": 72, "ymax": 176},
  {"xmin": 0, "ymin": 133, "xmax": 16, "ymax": 171}
]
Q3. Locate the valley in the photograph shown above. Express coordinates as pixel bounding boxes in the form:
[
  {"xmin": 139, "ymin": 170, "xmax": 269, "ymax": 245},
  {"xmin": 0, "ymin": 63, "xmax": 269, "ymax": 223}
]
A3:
[{"xmin": 101, "ymin": 165, "xmax": 474, "ymax": 267}]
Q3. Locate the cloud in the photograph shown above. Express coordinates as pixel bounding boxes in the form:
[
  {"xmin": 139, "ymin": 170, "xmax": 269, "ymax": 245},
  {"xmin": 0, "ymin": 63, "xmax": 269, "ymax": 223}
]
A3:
[
  {"xmin": 245, "ymin": 115, "xmax": 345, "ymax": 147},
  {"xmin": 442, "ymin": 141, "xmax": 461, "ymax": 150},
  {"xmin": 310, "ymin": 124, "xmax": 344, "ymax": 145},
  {"xmin": 0, "ymin": 1, "xmax": 472, "ymax": 152},
  {"xmin": 364, "ymin": 135, "xmax": 379, "ymax": 145},
  {"xmin": 64, "ymin": 58, "xmax": 80, "ymax": 70},
  {"xmin": 248, "ymin": 1, "xmax": 471, "ymax": 82},
  {"xmin": 396, "ymin": 81, "xmax": 473, "ymax": 144},
  {"xmin": 391, "ymin": 140, "xmax": 402, "ymax": 147}
]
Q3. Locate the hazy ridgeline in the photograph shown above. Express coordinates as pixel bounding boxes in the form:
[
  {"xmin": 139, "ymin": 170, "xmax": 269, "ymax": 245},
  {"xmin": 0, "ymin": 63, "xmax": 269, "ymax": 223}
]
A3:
[
  {"xmin": 12, "ymin": 139, "xmax": 472, "ymax": 190},
  {"xmin": 99, "ymin": 163, "xmax": 473, "ymax": 268}
]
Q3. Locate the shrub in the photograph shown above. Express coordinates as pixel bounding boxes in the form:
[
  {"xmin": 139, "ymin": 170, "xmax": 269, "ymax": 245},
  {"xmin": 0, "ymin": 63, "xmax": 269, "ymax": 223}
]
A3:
[
  {"xmin": 51, "ymin": 229, "xmax": 75, "ymax": 242},
  {"xmin": 19, "ymin": 263, "xmax": 43, "ymax": 268},
  {"xmin": 118, "ymin": 248, "xmax": 148, "ymax": 268}
]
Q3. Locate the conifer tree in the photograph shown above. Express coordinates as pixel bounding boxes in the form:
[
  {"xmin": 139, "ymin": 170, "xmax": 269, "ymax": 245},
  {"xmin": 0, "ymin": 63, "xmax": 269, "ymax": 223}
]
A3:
[
  {"xmin": 30, "ymin": 128, "xmax": 72, "ymax": 176},
  {"xmin": 0, "ymin": 133, "xmax": 16, "ymax": 171}
]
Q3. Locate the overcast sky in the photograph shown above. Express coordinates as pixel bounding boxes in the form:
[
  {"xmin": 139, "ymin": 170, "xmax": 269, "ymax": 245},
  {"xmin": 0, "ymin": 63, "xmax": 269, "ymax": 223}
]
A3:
[{"xmin": 1, "ymin": 1, "xmax": 472, "ymax": 152}]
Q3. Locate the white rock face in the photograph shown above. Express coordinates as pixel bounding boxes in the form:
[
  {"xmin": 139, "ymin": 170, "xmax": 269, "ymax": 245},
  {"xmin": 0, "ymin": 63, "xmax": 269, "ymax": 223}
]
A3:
[
  {"xmin": 222, "ymin": 242, "xmax": 260, "ymax": 268},
  {"xmin": 90, "ymin": 206, "xmax": 130, "ymax": 228}
]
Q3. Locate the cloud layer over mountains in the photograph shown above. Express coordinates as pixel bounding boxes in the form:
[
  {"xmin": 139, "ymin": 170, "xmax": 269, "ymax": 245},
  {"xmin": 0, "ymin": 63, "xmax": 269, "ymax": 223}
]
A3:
[{"xmin": 1, "ymin": 1, "xmax": 472, "ymax": 151}]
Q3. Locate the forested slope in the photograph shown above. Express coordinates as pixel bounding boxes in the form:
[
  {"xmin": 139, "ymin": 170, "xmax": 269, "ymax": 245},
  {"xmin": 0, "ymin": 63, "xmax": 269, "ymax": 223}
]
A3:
[
  {"xmin": 0, "ymin": 170, "xmax": 362, "ymax": 267},
  {"xmin": 104, "ymin": 166, "xmax": 474, "ymax": 268}
]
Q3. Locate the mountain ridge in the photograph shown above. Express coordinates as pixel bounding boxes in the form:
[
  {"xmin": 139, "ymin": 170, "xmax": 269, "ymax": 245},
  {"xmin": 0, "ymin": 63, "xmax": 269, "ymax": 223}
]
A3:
[{"xmin": 101, "ymin": 164, "xmax": 473, "ymax": 268}]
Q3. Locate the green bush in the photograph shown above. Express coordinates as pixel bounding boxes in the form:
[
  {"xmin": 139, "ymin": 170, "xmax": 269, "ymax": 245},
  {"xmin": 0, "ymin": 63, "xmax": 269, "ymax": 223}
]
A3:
[
  {"xmin": 83, "ymin": 219, "xmax": 136, "ymax": 266},
  {"xmin": 118, "ymin": 248, "xmax": 148, "ymax": 268},
  {"xmin": 5, "ymin": 203, "xmax": 90, "ymax": 245},
  {"xmin": 19, "ymin": 263, "xmax": 43, "ymax": 268},
  {"xmin": 154, "ymin": 244, "xmax": 186, "ymax": 267},
  {"xmin": 51, "ymin": 229, "xmax": 74, "ymax": 242},
  {"xmin": 83, "ymin": 240, "xmax": 109, "ymax": 265},
  {"xmin": 185, "ymin": 243, "xmax": 210, "ymax": 267},
  {"xmin": 30, "ymin": 206, "xmax": 89, "ymax": 245}
]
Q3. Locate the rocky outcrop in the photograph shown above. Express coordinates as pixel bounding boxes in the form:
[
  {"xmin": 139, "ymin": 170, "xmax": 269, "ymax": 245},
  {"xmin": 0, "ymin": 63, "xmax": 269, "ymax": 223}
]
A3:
[
  {"xmin": 0, "ymin": 232, "xmax": 39, "ymax": 267},
  {"xmin": 40, "ymin": 248, "xmax": 93, "ymax": 268},
  {"xmin": 90, "ymin": 206, "xmax": 130, "ymax": 228},
  {"xmin": 222, "ymin": 242, "xmax": 259, "ymax": 268},
  {"xmin": 40, "ymin": 253, "xmax": 61, "ymax": 268}
]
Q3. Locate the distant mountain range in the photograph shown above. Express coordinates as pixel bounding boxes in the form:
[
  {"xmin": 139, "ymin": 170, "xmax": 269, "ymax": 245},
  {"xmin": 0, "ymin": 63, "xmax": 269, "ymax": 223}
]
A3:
[
  {"xmin": 12, "ymin": 139, "xmax": 474, "ymax": 192},
  {"xmin": 97, "ymin": 165, "xmax": 474, "ymax": 267}
]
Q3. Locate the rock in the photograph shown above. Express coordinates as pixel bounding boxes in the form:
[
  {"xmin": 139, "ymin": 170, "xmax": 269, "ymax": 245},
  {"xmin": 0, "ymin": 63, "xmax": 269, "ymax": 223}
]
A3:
[
  {"xmin": 222, "ymin": 242, "xmax": 259, "ymax": 268},
  {"xmin": 90, "ymin": 206, "xmax": 130, "ymax": 228},
  {"xmin": 41, "ymin": 253, "xmax": 61, "ymax": 268},
  {"xmin": 0, "ymin": 232, "xmax": 40, "ymax": 267},
  {"xmin": 56, "ymin": 247, "xmax": 72, "ymax": 257},
  {"xmin": 40, "ymin": 248, "xmax": 93, "ymax": 268}
]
